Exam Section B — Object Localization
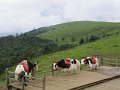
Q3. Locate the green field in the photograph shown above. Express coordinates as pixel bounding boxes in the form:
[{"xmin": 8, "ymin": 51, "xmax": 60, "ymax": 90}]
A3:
[
  {"xmin": 34, "ymin": 21, "xmax": 120, "ymax": 76},
  {"xmin": 34, "ymin": 32, "xmax": 120, "ymax": 72},
  {"xmin": 38, "ymin": 21, "xmax": 120, "ymax": 44}
]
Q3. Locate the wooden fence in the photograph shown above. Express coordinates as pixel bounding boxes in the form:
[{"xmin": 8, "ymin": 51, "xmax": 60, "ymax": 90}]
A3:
[
  {"xmin": 5, "ymin": 64, "xmax": 57, "ymax": 90},
  {"xmin": 5, "ymin": 57, "xmax": 120, "ymax": 90},
  {"xmin": 98, "ymin": 57, "xmax": 120, "ymax": 67},
  {"xmin": 37, "ymin": 64, "xmax": 55, "ymax": 76},
  {"xmin": 6, "ymin": 68, "xmax": 46, "ymax": 90}
]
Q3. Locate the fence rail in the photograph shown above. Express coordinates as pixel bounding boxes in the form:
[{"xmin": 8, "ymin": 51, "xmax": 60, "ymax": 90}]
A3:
[
  {"xmin": 6, "ymin": 64, "xmax": 55, "ymax": 90},
  {"xmin": 6, "ymin": 68, "xmax": 46, "ymax": 90},
  {"xmin": 99, "ymin": 57, "xmax": 120, "ymax": 67},
  {"xmin": 5, "ymin": 57, "xmax": 120, "ymax": 90}
]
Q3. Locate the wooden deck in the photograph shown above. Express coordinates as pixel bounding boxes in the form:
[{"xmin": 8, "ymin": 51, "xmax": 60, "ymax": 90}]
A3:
[
  {"xmin": 8, "ymin": 71, "xmax": 109, "ymax": 90},
  {"xmin": 8, "ymin": 66, "xmax": 120, "ymax": 90}
]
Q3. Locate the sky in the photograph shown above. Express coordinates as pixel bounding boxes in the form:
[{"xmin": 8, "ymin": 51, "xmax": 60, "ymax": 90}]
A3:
[{"xmin": 0, "ymin": 0, "xmax": 120, "ymax": 36}]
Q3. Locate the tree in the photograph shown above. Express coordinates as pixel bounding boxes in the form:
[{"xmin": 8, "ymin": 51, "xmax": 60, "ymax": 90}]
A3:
[
  {"xmin": 89, "ymin": 35, "xmax": 100, "ymax": 42},
  {"xmin": 61, "ymin": 37, "xmax": 65, "ymax": 42},
  {"xmin": 79, "ymin": 38, "xmax": 84, "ymax": 45},
  {"xmin": 85, "ymin": 36, "xmax": 89, "ymax": 43},
  {"xmin": 55, "ymin": 38, "xmax": 58, "ymax": 42},
  {"xmin": 59, "ymin": 44, "xmax": 74, "ymax": 50},
  {"xmin": 0, "ymin": 35, "xmax": 59, "ymax": 74},
  {"xmin": 71, "ymin": 37, "xmax": 76, "ymax": 42}
]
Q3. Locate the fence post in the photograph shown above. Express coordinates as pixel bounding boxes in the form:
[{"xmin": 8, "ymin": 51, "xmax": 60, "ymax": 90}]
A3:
[
  {"xmin": 115, "ymin": 58, "xmax": 118, "ymax": 68},
  {"xmin": 42, "ymin": 76, "xmax": 46, "ymax": 90},
  {"xmin": 22, "ymin": 77, "xmax": 24, "ymax": 90},
  {"xmin": 101, "ymin": 57, "xmax": 103, "ymax": 66},
  {"xmin": 6, "ymin": 68, "xmax": 9, "ymax": 90},
  {"xmin": 31, "ymin": 70, "xmax": 35, "ymax": 80}
]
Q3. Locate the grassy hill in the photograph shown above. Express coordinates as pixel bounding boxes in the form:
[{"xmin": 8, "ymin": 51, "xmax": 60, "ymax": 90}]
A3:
[
  {"xmin": 1, "ymin": 21, "xmax": 120, "ymax": 87},
  {"xmin": 1, "ymin": 31, "xmax": 120, "ymax": 85},
  {"xmin": 38, "ymin": 21, "xmax": 120, "ymax": 44},
  {"xmin": 35, "ymin": 32, "xmax": 120, "ymax": 69}
]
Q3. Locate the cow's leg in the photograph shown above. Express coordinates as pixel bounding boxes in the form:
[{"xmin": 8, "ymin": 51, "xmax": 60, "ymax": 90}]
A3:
[
  {"xmin": 29, "ymin": 72, "xmax": 35, "ymax": 80},
  {"xmin": 25, "ymin": 72, "xmax": 29, "ymax": 82},
  {"xmin": 88, "ymin": 60, "xmax": 93, "ymax": 71},
  {"xmin": 94, "ymin": 64, "xmax": 98, "ymax": 70},
  {"xmin": 73, "ymin": 69, "xmax": 76, "ymax": 74},
  {"xmin": 73, "ymin": 65, "xmax": 77, "ymax": 74},
  {"xmin": 29, "ymin": 72, "xmax": 32, "ymax": 77},
  {"xmin": 58, "ymin": 69, "xmax": 61, "ymax": 76},
  {"xmin": 88, "ymin": 64, "xmax": 93, "ymax": 71},
  {"xmin": 70, "ymin": 64, "xmax": 77, "ymax": 74}
]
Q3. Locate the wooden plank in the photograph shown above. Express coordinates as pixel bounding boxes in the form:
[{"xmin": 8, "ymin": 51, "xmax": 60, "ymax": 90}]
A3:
[
  {"xmin": 70, "ymin": 75, "xmax": 120, "ymax": 90},
  {"xmin": 9, "ymin": 82, "xmax": 22, "ymax": 90}
]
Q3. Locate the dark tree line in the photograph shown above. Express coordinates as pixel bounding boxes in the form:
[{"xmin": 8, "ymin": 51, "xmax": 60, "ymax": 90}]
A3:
[
  {"xmin": 79, "ymin": 35, "xmax": 100, "ymax": 45},
  {"xmin": 0, "ymin": 33, "xmax": 77, "ymax": 74},
  {"xmin": 55, "ymin": 35, "xmax": 100, "ymax": 45},
  {"xmin": 0, "ymin": 34, "xmax": 58, "ymax": 74}
]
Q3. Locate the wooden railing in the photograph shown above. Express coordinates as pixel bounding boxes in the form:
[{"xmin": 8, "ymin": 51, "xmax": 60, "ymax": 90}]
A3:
[
  {"xmin": 5, "ymin": 63, "xmax": 57, "ymax": 90},
  {"xmin": 98, "ymin": 57, "xmax": 120, "ymax": 67},
  {"xmin": 6, "ymin": 68, "xmax": 46, "ymax": 90},
  {"xmin": 5, "ymin": 57, "xmax": 120, "ymax": 90}
]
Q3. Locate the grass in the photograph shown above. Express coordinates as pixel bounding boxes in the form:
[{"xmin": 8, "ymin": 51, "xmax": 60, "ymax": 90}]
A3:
[
  {"xmin": 32, "ymin": 33, "xmax": 120, "ymax": 77},
  {"xmin": 38, "ymin": 21, "xmax": 120, "ymax": 45}
]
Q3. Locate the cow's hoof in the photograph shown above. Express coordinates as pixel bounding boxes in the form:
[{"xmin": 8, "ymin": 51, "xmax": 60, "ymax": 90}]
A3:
[{"xmin": 24, "ymin": 83, "xmax": 27, "ymax": 87}]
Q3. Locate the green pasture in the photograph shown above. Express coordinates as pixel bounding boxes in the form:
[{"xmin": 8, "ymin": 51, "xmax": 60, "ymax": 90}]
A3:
[
  {"xmin": 39, "ymin": 21, "xmax": 120, "ymax": 44},
  {"xmin": 33, "ymin": 33, "xmax": 120, "ymax": 77}
]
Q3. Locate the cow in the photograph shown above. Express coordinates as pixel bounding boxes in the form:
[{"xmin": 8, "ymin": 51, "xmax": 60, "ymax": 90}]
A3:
[
  {"xmin": 81, "ymin": 57, "xmax": 99, "ymax": 70},
  {"xmin": 15, "ymin": 60, "xmax": 38, "ymax": 83},
  {"xmin": 53, "ymin": 58, "xmax": 80, "ymax": 74}
]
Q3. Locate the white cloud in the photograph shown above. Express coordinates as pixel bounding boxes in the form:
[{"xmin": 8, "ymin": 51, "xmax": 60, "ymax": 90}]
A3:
[{"xmin": 0, "ymin": 0, "xmax": 120, "ymax": 36}]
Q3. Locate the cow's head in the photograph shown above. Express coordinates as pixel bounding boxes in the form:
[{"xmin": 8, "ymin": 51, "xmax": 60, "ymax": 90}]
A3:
[
  {"xmin": 81, "ymin": 58, "xmax": 90, "ymax": 65},
  {"xmin": 33, "ymin": 62, "xmax": 39, "ymax": 71},
  {"xmin": 81, "ymin": 57, "xmax": 93, "ymax": 65},
  {"xmin": 81, "ymin": 59, "xmax": 86, "ymax": 65},
  {"xmin": 53, "ymin": 63, "xmax": 59, "ymax": 70}
]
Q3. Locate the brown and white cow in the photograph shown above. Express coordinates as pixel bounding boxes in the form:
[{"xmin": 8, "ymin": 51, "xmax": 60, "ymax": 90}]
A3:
[
  {"xmin": 81, "ymin": 57, "xmax": 99, "ymax": 70},
  {"xmin": 53, "ymin": 58, "xmax": 80, "ymax": 74}
]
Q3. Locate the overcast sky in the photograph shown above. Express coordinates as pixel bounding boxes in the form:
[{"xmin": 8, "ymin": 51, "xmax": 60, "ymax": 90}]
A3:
[{"xmin": 0, "ymin": 0, "xmax": 120, "ymax": 36}]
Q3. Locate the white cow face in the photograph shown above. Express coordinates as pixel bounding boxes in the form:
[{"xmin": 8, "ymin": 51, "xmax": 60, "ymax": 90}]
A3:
[
  {"xmin": 81, "ymin": 59, "xmax": 85, "ymax": 65},
  {"xmin": 53, "ymin": 63, "xmax": 59, "ymax": 70},
  {"xmin": 33, "ymin": 62, "xmax": 39, "ymax": 71}
]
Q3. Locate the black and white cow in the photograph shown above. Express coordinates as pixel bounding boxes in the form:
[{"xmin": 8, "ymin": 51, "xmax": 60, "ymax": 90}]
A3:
[
  {"xmin": 81, "ymin": 57, "xmax": 99, "ymax": 70},
  {"xmin": 53, "ymin": 58, "xmax": 80, "ymax": 74},
  {"xmin": 15, "ymin": 60, "xmax": 38, "ymax": 81}
]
